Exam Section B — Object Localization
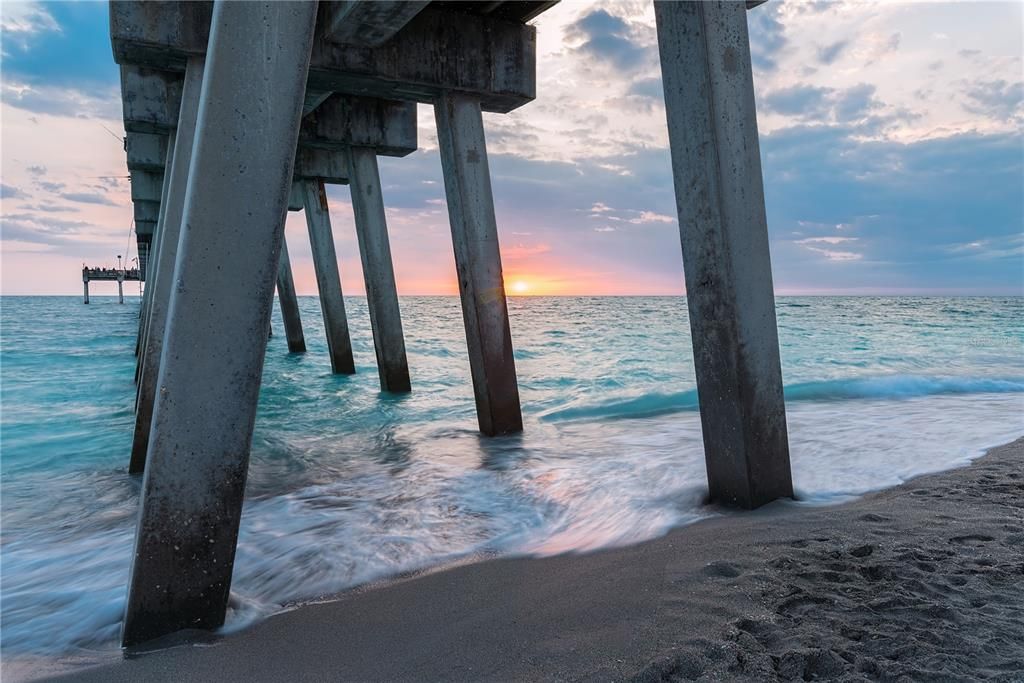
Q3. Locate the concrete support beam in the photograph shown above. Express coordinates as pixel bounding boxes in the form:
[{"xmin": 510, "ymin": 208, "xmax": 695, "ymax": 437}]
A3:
[
  {"xmin": 133, "ymin": 200, "xmax": 160, "ymax": 225},
  {"xmin": 120, "ymin": 65, "xmax": 182, "ymax": 133},
  {"xmin": 111, "ymin": 3, "xmax": 537, "ymax": 112},
  {"xmin": 129, "ymin": 170, "xmax": 163, "ymax": 203},
  {"xmin": 125, "ymin": 131, "xmax": 167, "ymax": 172},
  {"xmin": 348, "ymin": 147, "xmax": 410, "ymax": 392},
  {"xmin": 122, "ymin": 1, "xmax": 316, "ymax": 647},
  {"xmin": 129, "ymin": 59, "xmax": 203, "ymax": 475},
  {"xmin": 294, "ymin": 148, "xmax": 349, "ymax": 185},
  {"xmin": 301, "ymin": 179, "xmax": 355, "ymax": 375},
  {"xmin": 83, "ymin": 279, "xmax": 89, "ymax": 304},
  {"xmin": 276, "ymin": 236, "xmax": 306, "ymax": 353},
  {"xmin": 299, "ymin": 95, "xmax": 417, "ymax": 157},
  {"xmin": 654, "ymin": 1, "xmax": 793, "ymax": 509},
  {"xmin": 319, "ymin": 1, "xmax": 429, "ymax": 47},
  {"xmin": 434, "ymin": 93, "xmax": 522, "ymax": 435}
]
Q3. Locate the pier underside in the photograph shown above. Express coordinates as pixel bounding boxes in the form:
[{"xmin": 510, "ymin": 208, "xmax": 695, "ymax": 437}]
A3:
[{"xmin": 112, "ymin": 0, "xmax": 792, "ymax": 648}]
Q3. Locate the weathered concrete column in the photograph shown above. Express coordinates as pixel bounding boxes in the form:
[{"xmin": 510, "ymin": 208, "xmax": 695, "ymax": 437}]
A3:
[
  {"xmin": 128, "ymin": 58, "xmax": 203, "ymax": 475},
  {"xmin": 348, "ymin": 148, "xmax": 410, "ymax": 392},
  {"xmin": 276, "ymin": 235, "xmax": 306, "ymax": 353},
  {"xmin": 118, "ymin": 275, "xmax": 124, "ymax": 304},
  {"xmin": 654, "ymin": 1, "xmax": 793, "ymax": 509},
  {"xmin": 434, "ymin": 93, "xmax": 522, "ymax": 435},
  {"xmin": 82, "ymin": 278, "xmax": 89, "ymax": 304},
  {"xmin": 122, "ymin": 1, "xmax": 316, "ymax": 647},
  {"xmin": 300, "ymin": 179, "xmax": 355, "ymax": 374}
]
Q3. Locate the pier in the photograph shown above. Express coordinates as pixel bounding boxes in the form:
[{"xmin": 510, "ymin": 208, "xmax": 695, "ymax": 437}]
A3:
[
  {"xmin": 108, "ymin": 0, "xmax": 793, "ymax": 647},
  {"xmin": 82, "ymin": 265, "xmax": 140, "ymax": 304}
]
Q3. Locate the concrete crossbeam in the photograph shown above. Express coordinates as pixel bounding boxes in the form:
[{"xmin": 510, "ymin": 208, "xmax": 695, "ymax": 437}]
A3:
[
  {"xmin": 120, "ymin": 65, "xmax": 182, "ymax": 133},
  {"xmin": 125, "ymin": 131, "xmax": 167, "ymax": 171},
  {"xmin": 110, "ymin": 2, "xmax": 536, "ymax": 112},
  {"xmin": 133, "ymin": 200, "xmax": 160, "ymax": 226},
  {"xmin": 129, "ymin": 169, "xmax": 163, "ymax": 203},
  {"xmin": 299, "ymin": 95, "xmax": 417, "ymax": 157},
  {"xmin": 654, "ymin": 1, "xmax": 793, "ymax": 509},
  {"xmin": 319, "ymin": 1, "xmax": 429, "ymax": 47},
  {"xmin": 294, "ymin": 148, "xmax": 350, "ymax": 185}
]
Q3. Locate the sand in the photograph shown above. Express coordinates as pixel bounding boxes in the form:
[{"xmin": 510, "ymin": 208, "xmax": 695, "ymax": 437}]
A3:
[{"xmin": 40, "ymin": 438, "xmax": 1024, "ymax": 682}]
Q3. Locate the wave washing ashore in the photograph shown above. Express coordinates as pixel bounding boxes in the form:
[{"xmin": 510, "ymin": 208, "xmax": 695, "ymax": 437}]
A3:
[{"xmin": 1, "ymin": 296, "xmax": 1022, "ymax": 674}]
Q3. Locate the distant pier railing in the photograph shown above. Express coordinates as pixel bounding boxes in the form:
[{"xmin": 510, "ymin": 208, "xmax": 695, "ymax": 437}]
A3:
[{"xmin": 82, "ymin": 266, "xmax": 140, "ymax": 304}]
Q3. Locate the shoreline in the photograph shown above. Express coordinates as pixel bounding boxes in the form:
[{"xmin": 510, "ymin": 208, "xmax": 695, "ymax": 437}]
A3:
[{"xmin": 28, "ymin": 436, "xmax": 1023, "ymax": 682}]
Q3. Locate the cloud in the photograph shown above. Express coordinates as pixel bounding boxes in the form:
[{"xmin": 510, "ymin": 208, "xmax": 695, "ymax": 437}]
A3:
[
  {"xmin": 629, "ymin": 211, "xmax": 674, "ymax": 225},
  {"xmin": 0, "ymin": 212, "xmax": 96, "ymax": 247},
  {"xmin": 564, "ymin": 8, "xmax": 653, "ymax": 73},
  {"xmin": 944, "ymin": 235, "xmax": 1024, "ymax": 260},
  {"xmin": 963, "ymin": 80, "xmax": 1024, "ymax": 123},
  {"xmin": 26, "ymin": 165, "xmax": 47, "ymax": 176},
  {"xmin": 1, "ymin": 2, "xmax": 118, "ymax": 90},
  {"xmin": 817, "ymin": 40, "xmax": 848, "ymax": 65},
  {"xmin": 502, "ymin": 243, "xmax": 552, "ymax": 259},
  {"xmin": 796, "ymin": 237, "xmax": 859, "ymax": 245},
  {"xmin": 748, "ymin": 2, "xmax": 788, "ymax": 73},
  {"xmin": 59, "ymin": 192, "xmax": 118, "ymax": 207},
  {"xmin": 1, "ymin": 81, "xmax": 121, "ymax": 119},
  {"xmin": 1, "ymin": 184, "xmax": 27, "ymax": 199},
  {"xmin": 796, "ymin": 236, "xmax": 863, "ymax": 261},
  {"xmin": 627, "ymin": 77, "xmax": 663, "ymax": 101},
  {"xmin": 762, "ymin": 85, "xmax": 832, "ymax": 118},
  {"xmin": 761, "ymin": 83, "xmax": 909, "ymax": 134},
  {"xmin": 36, "ymin": 180, "xmax": 65, "ymax": 193},
  {"xmin": 0, "ymin": 2, "xmax": 59, "ymax": 48}
]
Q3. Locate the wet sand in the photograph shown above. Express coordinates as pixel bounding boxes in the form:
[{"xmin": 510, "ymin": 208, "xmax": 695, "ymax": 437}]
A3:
[{"xmin": 45, "ymin": 438, "xmax": 1024, "ymax": 682}]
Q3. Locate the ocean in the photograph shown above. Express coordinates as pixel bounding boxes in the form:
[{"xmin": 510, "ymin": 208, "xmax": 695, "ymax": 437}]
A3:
[{"xmin": 1, "ymin": 295, "xmax": 1022, "ymax": 667}]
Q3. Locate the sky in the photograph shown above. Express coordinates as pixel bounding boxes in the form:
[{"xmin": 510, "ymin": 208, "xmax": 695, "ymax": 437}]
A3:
[{"xmin": 0, "ymin": 0, "xmax": 1021, "ymax": 296}]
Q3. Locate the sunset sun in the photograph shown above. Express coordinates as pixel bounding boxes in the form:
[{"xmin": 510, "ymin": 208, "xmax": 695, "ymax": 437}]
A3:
[{"xmin": 510, "ymin": 281, "xmax": 530, "ymax": 294}]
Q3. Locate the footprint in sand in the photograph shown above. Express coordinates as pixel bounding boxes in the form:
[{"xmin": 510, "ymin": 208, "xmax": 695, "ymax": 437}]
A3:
[
  {"xmin": 702, "ymin": 561, "xmax": 743, "ymax": 578},
  {"xmin": 858, "ymin": 513, "xmax": 891, "ymax": 523},
  {"xmin": 949, "ymin": 534, "xmax": 994, "ymax": 546}
]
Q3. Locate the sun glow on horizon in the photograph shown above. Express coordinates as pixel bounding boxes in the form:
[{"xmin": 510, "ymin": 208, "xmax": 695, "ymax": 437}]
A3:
[{"xmin": 510, "ymin": 280, "xmax": 530, "ymax": 294}]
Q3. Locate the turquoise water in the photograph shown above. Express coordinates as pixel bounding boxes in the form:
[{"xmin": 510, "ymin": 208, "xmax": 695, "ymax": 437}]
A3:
[{"xmin": 2, "ymin": 295, "xmax": 1022, "ymax": 666}]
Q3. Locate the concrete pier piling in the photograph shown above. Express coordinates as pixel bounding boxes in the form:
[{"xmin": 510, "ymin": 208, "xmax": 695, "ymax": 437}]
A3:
[
  {"xmin": 655, "ymin": 1, "xmax": 793, "ymax": 509},
  {"xmin": 128, "ymin": 57, "xmax": 203, "ymax": 475},
  {"xmin": 301, "ymin": 179, "xmax": 356, "ymax": 375},
  {"xmin": 435, "ymin": 93, "xmax": 522, "ymax": 435},
  {"xmin": 348, "ymin": 147, "xmax": 411, "ymax": 393},
  {"xmin": 276, "ymin": 236, "xmax": 307, "ymax": 353},
  {"xmin": 121, "ymin": 1, "xmax": 317, "ymax": 646}
]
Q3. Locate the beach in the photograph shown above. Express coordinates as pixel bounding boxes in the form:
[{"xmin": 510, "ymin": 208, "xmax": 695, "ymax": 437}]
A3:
[{"xmin": 34, "ymin": 437, "xmax": 1022, "ymax": 682}]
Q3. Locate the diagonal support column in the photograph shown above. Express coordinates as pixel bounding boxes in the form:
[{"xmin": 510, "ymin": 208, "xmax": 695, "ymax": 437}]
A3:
[
  {"xmin": 128, "ymin": 58, "xmax": 204, "ymax": 474},
  {"xmin": 434, "ymin": 93, "xmax": 522, "ymax": 436},
  {"xmin": 654, "ymin": 1, "xmax": 793, "ymax": 509},
  {"xmin": 301, "ymin": 179, "xmax": 355, "ymax": 374},
  {"xmin": 276, "ymin": 235, "xmax": 306, "ymax": 353},
  {"xmin": 348, "ymin": 148, "xmax": 410, "ymax": 392},
  {"xmin": 122, "ymin": 0, "xmax": 316, "ymax": 647}
]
